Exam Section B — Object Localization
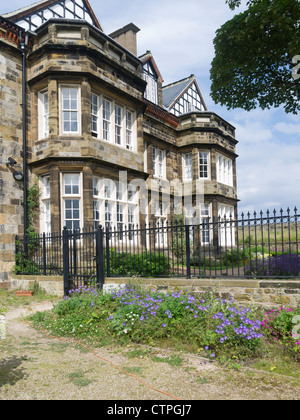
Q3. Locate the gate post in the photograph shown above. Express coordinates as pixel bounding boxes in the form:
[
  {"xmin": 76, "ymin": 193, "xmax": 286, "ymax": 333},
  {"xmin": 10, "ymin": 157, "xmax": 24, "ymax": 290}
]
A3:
[
  {"xmin": 63, "ymin": 226, "xmax": 70, "ymax": 296},
  {"xmin": 96, "ymin": 225, "xmax": 104, "ymax": 289}
]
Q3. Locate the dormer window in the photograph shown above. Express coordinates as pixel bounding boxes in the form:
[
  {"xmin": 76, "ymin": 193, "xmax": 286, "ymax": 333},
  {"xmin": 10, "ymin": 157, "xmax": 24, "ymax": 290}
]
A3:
[{"xmin": 143, "ymin": 61, "xmax": 158, "ymax": 104}]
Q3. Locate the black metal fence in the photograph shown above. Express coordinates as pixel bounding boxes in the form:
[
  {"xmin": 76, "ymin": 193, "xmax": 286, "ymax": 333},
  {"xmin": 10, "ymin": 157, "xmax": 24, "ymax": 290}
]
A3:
[{"xmin": 15, "ymin": 207, "xmax": 300, "ymax": 294}]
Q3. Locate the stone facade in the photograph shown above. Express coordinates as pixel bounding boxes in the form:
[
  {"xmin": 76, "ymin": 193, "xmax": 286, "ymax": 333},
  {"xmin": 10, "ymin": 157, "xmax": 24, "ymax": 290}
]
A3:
[
  {"xmin": 0, "ymin": 1, "xmax": 239, "ymax": 284},
  {"xmin": 0, "ymin": 25, "xmax": 24, "ymax": 282}
]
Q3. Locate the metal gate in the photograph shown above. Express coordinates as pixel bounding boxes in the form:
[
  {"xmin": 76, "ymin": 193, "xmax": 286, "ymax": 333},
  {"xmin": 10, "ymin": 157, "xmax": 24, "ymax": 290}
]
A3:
[{"xmin": 62, "ymin": 226, "xmax": 104, "ymax": 295}]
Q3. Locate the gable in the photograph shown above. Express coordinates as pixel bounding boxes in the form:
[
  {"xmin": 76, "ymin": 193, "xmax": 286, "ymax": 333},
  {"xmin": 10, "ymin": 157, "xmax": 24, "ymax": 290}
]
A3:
[
  {"xmin": 140, "ymin": 52, "xmax": 163, "ymax": 83},
  {"xmin": 3, "ymin": 0, "xmax": 102, "ymax": 32},
  {"xmin": 163, "ymin": 76, "xmax": 207, "ymax": 116}
]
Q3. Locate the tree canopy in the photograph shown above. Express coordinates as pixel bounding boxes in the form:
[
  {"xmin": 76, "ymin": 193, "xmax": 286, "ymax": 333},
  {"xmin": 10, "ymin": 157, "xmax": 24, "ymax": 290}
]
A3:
[{"xmin": 210, "ymin": 0, "xmax": 300, "ymax": 114}]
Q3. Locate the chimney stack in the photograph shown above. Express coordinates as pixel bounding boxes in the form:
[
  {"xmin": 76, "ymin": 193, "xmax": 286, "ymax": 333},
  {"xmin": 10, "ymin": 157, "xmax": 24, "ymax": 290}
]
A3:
[{"xmin": 109, "ymin": 23, "xmax": 140, "ymax": 56}]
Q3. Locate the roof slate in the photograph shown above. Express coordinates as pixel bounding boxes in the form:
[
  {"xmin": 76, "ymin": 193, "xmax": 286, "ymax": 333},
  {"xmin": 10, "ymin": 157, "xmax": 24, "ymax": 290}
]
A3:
[{"xmin": 162, "ymin": 76, "xmax": 194, "ymax": 108}]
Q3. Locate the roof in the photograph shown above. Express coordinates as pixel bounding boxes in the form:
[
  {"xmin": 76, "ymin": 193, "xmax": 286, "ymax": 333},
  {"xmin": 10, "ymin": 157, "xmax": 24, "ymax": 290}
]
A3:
[
  {"xmin": 139, "ymin": 50, "xmax": 163, "ymax": 83},
  {"xmin": 162, "ymin": 74, "xmax": 207, "ymax": 112},
  {"xmin": 162, "ymin": 75, "xmax": 194, "ymax": 109},
  {"xmin": 2, "ymin": 0, "xmax": 102, "ymax": 31}
]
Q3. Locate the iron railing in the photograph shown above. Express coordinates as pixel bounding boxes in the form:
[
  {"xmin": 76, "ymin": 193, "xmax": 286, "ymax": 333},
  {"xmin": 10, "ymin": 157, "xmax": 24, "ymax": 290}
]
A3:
[{"xmin": 15, "ymin": 207, "xmax": 300, "ymax": 293}]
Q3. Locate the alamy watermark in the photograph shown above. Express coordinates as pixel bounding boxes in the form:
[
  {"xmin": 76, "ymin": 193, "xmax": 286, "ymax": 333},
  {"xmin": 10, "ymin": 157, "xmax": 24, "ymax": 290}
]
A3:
[
  {"xmin": 292, "ymin": 55, "xmax": 300, "ymax": 80},
  {"xmin": 99, "ymin": 170, "xmax": 205, "ymax": 224}
]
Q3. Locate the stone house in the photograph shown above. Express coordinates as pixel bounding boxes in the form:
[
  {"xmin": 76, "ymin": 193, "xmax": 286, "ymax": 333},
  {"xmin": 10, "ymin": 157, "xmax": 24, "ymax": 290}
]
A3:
[{"xmin": 0, "ymin": 0, "xmax": 238, "ymax": 285}]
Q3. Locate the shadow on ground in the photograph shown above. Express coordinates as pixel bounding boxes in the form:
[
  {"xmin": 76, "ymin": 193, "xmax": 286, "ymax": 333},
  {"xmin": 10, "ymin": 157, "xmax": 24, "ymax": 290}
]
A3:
[{"xmin": 0, "ymin": 356, "xmax": 28, "ymax": 388}]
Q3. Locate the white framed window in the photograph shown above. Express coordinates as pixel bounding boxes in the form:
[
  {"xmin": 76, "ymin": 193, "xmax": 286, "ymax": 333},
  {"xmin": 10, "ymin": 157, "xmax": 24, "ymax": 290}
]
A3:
[
  {"xmin": 152, "ymin": 147, "xmax": 166, "ymax": 179},
  {"xmin": 143, "ymin": 61, "xmax": 158, "ymax": 104},
  {"xmin": 200, "ymin": 203, "xmax": 211, "ymax": 245},
  {"xmin": 218, "ymin": 204, "xmax": 235, "ymax": 247},
  {"xmin": 126, "ymin": 110, "xmax": 133, "ymax": 150},
  {"xmin": 40, "ymin": 175, "xmax": 51, "ymax": 234},
  {"xmin": 102, "ymin": 98, "xmax": 111, "ymax": 141},
  {"xmin": 115, "ymin": 105, "xmax": 122, "ymax": 145},
  {"xmin": 216, "ymin": 153, "xmax": 233, "ymax": 187},
  {"xmin": 93, "ymin": 200, "xmax": 100, "ymax": 231},
  {"xmin": 92, "ymin": 176, "xmax": 139, "ymax": 237},
  {"xmin": 153, "ymin": 199, "xmax": 168, "ymax": 246},
  {"xmin": 91, "ymin": 93, "xmax": 100, "ymax": 137},
  {"xmin": 105, "ymin": 200, "xmax": 113, "ymax": 230},
  {"xmin": 183, "ymin": 152, "xmax": 193, "ymax": 181},
  {"xmin": 117, "ymin": 203, "xmax": 124, "ymax": 232},
  {"xmin": 38, "ymin": 89, "xmax": 49, "ymax": 139},
  {"xmin": 199, "ymin": 151, "xmax": 210, "ymax": 179},
  {"xmin": 62, "ymin": 173, "xmax": 82, "ymax": 231},
  {"xmin": 91, "ymin": 93, "xmax": 136, "ymax": 151},
  {"xmin": 60, "ymin": 86, "xmax": 81, "ymax": 135}
]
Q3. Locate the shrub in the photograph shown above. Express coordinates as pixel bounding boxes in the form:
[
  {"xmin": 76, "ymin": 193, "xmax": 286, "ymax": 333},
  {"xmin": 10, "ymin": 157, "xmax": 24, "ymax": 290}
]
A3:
[
  {"xmin": 107, "ymin": 249, "xmax": 170, "ymax": 277},
  {"xmin": 261, "ymin": 305, "xmax": 300, "ymax": 360},
  {"xmin": 106, "ymin": 287, "xmax": 264, "ymax": 358},
  {"xmin": 246, "ymin": 254, "xmax": 300, "ymax": 277}
]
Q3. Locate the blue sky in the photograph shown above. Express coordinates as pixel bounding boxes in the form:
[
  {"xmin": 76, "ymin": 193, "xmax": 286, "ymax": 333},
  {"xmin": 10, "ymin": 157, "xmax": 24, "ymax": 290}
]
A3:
[{"xmin": 1, "ymin": 0, "xmax": 299, "ymax": 215}]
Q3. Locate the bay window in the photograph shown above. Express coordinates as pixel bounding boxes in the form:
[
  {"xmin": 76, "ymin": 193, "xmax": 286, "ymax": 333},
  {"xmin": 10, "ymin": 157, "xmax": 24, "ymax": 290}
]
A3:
[
  {"xmin": 91, "ymin": 93, "xmax": 136, "ymax": 150},
  {"xmin": 93, "ymin": 176, "xmax": 139, "ymax": 237}
]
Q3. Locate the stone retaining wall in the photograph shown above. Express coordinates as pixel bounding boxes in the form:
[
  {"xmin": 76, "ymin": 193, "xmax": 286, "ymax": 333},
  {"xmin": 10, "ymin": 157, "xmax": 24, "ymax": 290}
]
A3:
[{"xmin": 9, "ymin": 276, "xmax": 300, "ymax": 309}]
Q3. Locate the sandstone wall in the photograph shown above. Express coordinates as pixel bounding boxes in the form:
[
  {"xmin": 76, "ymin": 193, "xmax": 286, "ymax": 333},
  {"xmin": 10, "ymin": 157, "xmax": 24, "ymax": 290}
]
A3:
[{"xmin": 0, "ymin": 42, "xmax": 24, "ymax": 282}]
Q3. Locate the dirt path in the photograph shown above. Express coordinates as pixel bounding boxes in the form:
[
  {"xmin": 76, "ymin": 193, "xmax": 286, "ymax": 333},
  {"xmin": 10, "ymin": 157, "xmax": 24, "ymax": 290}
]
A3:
[{"xmin": 0, "ymin": 301, "xmax": 300, "ymax": 401}]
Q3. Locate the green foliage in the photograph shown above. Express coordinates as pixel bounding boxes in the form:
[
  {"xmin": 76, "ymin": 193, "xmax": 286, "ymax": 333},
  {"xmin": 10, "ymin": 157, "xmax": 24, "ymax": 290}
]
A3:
[
  {"xmin": 26, "ymin": 180, "xmax": 41, "ymax": 230},
  {"xmin": 261, "ymin": 305, "xmax": 300, "ymax": 360},
  {"xmin": 107, "ymin": 249, "xmax": 170, "ymax": 277},
  {"xmin": 211, "ymin": 0, "xmax": 300, "ymax": 114},
  {"xmin": 13, "ymin": 252, "xmax": 40, "ymax": 275},
  {"xmin": 29, "ymin": 286, "xmax": 300, "ymax": 365},
  {"xmin": 13, "ymin": 181, "xmax": 41, "ymax": 275}
]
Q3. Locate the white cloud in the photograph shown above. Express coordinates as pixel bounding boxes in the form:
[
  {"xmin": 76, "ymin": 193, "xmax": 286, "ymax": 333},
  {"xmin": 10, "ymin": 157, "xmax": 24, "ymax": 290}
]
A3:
[{"xmin": 274, "ymin": 122, "xmax": 300, "ymax": 136}]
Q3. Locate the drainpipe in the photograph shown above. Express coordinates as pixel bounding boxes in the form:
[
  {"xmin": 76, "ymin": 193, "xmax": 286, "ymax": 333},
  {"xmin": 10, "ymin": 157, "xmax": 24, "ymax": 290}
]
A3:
[{"xmin": 19, "ymin": 31, "xmax": 29, "ymax": 236}]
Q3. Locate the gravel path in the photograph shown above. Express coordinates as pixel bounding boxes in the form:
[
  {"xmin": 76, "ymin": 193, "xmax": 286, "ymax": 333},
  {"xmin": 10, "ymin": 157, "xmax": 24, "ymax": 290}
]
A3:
[{"xmin": 0, "ymin": 301, "xmax": 300, "ymax": 401}]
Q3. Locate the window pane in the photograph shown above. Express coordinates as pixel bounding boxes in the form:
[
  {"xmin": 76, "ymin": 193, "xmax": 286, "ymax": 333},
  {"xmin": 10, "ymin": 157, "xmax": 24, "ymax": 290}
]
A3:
[
  {"xmin": 91, "ymin": 94, "xmax": 99, "ymax": 135},
  {"xmin": 64, "ymin": 174, "xmax": 79, "ymax": 195},
  {"xmin": 126, "ymin": 111, "xmax": 133, "ymax": 150},
  {"xmin": 199, "ymin": 151, "xmax": 209, "ymax": 178},
  {"xmin": 103, "ymin": 99, "xmax": 111, "ymax": 141},
  {"xmin": 62, "ymin": 87, "xmax": 79, "ymax": 133}
]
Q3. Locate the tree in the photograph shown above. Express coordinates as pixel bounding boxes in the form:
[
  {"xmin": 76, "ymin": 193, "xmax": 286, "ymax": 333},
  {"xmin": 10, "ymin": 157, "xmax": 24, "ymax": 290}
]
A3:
[{"xmin": 210, "ymin": 0, "xmax": 300, "ymax": 114}]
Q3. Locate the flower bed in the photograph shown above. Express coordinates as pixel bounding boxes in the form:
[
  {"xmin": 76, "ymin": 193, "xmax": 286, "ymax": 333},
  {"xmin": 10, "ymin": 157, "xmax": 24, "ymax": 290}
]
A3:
[{"xmin": 246, "ymin": 254, "xmax": 300, "ymax": 277}]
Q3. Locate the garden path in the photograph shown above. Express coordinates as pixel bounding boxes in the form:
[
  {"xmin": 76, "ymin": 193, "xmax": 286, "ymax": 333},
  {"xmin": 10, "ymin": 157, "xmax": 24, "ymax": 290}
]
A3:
[{"xmin": 0, "ymin": 301, "xmax": 299, "ymax": 401}]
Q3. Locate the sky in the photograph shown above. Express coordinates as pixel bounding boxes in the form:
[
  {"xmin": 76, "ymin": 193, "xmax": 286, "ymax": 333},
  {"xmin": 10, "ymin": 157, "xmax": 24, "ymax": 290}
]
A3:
[{"xmin": 1, "ymin": 0, "xmax": 299, "ymax": 216}]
